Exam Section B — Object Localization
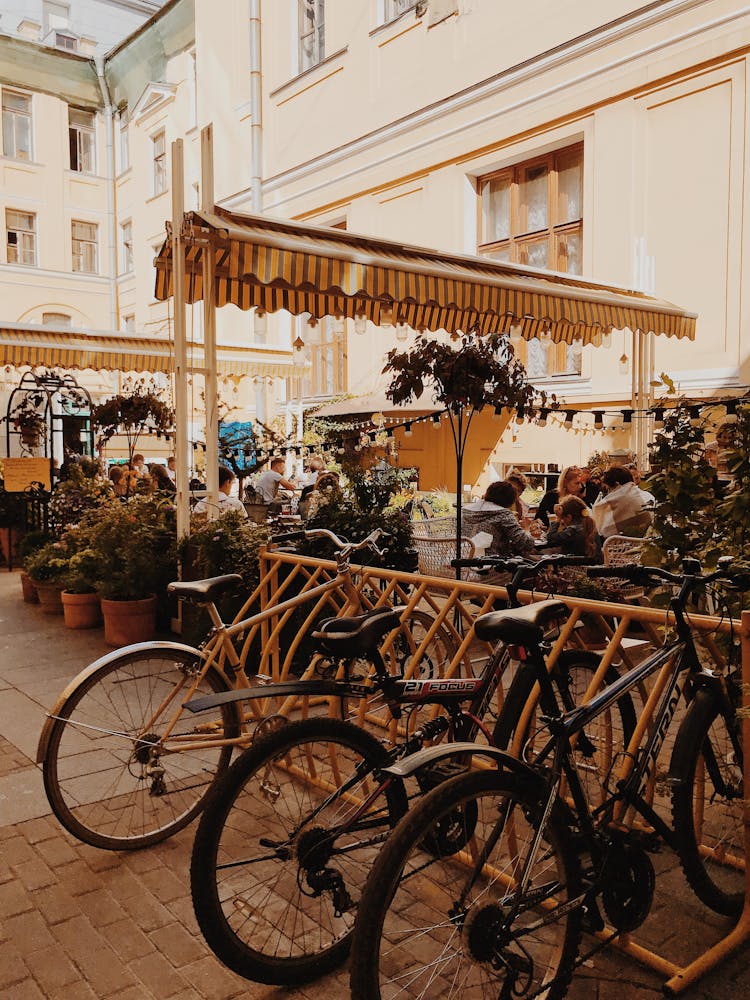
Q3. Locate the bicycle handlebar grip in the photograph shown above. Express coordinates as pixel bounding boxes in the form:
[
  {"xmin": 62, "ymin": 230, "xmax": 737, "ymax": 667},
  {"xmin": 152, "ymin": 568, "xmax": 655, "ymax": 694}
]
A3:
[{"xmin": 587, "ymin": 564, "xmax": 650, "ymax": 582}]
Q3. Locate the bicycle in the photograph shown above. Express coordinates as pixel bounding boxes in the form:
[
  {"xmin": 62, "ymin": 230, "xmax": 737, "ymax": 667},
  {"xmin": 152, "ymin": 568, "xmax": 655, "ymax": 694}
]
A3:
[
  {"xmin": 349, "ymin": 558, "xmax": 746, "ymax": 999},
  {"xmin": 187, "ymin": 555, "xmax": 630, "ymax": 986},
  {"xmin": 36, "ymin": 527, "xmax": 457, "ymax": 851}
]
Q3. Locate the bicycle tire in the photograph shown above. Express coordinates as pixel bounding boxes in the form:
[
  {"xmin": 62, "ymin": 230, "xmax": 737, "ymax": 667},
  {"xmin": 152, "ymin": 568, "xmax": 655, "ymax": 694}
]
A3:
[
  {"xmin": 350, "ymin": 768, "xmax": 583, "ymax": 1000},
  {"xmin": 43, "ymin": 648, "xmax": 241, "ymax": 850},
  {"xmin": 670, "ymin": 688, "xmax": 745, "ymax": 917},
  {"xmin": 191, "ymin": 716, "xmax": 408, "ymax": 985},
  {"xmin": 494, "ymin": 649, "xmax": 636, "ymax": 808}
]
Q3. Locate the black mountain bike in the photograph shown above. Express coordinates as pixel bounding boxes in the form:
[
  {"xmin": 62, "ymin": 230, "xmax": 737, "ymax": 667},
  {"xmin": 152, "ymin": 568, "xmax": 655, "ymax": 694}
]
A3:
[
  {"xmin": 350, "ymin": 558, "xmax": 745, "ymax": 999},
  {"xmin": 188, "ymin": 556, "xmax": 627, "ymax": 985}
]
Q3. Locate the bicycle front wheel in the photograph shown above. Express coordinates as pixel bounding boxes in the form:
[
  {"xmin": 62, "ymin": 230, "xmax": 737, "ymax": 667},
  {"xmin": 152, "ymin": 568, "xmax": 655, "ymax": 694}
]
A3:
[
  {"xmin": 670, "ymin": 688, "xmax": 744, "ymax": 917},
  {"xmin": 43, "ymin": 648, "xmax": 241, "ymax": 850},
  {"xmin": 191, "ymin": 716, "xmax": 408, "ymax": 986},
  {"xmin": 350, "ymin": 768, "xmax": 582, "ymax": 1000}
]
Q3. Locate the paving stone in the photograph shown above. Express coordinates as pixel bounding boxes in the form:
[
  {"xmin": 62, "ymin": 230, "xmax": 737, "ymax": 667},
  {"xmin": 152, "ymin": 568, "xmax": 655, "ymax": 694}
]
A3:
[
  {"xmin": 75, "ymin": 886, "xmax": 130, "ymax": 927},
  {"xmin": 179, "ymin": 956, "xmax": 250, "ymax": 999},
  {"xmin": 103, "ymin": 916, "xmax": 157, "ymax": 963},
  {"xmin": 0, "ymin": 878, "xmax": 34, "ymax": 919},
  {"xmin": 27, "ymin": 941, "xmax": 81, "ymax": 992},
  {"xmin": 33, "ymin": 882, "xmax": 83, "ymax": 925},
  {"xmin": 149, "ymin": 920, "xmax": 206, "ymax": 967},
  {"xmin": 118, "ymin": 886, "xmax": 174, "ymax": 932},
  {"xmin": 5, "ymin": 978, "xmax": 45, "ymax": 999},
  {"xmin": 139, "ymin": 863, "xmax": 190, "ymax": 902},
  {"xmin": 4, "ymin": 910, "xmax": 58, "ymax": 955},
  {"xmin": 51, "ymin": 915, "xmax": 137, "ymax": 995},
  {"xmin": 0, "ymin": 940, "xmax": 29, "ymax": 989},
  {"xmin": 14, "ymin": 856, "xmax": 57, "ymax": 892},
  {"xmin": 129, "ymin": 949, "xmax": 190, "ymax": 997}
]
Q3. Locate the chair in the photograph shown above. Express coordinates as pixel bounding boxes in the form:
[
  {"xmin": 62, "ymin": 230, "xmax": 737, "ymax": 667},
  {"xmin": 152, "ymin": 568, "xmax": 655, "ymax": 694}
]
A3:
[
  {"xmin": 412, "ymin": 529, "xmax": 476, "ymax": 580},
  {"xmin": 602, "ymin": 534, "xmax": 647, "ymax": 568},
  {"xmin": 411, "ymin": 516, "xmax": 457, "ymax": 539}
]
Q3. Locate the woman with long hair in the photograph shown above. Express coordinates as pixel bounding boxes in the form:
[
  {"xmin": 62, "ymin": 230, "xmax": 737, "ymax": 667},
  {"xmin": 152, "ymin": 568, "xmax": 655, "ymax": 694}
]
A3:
[
  {"xmin": 534, "ymin": 465, "xmax": 585, "ymax": 528},
  {"xmin": 546, "ymin": 495, "xmax": 600, "ymax": 558}
]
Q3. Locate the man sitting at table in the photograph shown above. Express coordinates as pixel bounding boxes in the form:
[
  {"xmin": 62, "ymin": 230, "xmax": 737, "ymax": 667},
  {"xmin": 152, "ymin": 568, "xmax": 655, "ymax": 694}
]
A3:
[
  {"xmin": 254, "ymin": 457, "xmax": 297, "ymax": 504},
  {"xmin": 462, "ymin": 480, "xmax": 537, "ymax": 558},
  {"xmin": 194, "ymin": 466, "xmax": 247, "ymax": 517}
]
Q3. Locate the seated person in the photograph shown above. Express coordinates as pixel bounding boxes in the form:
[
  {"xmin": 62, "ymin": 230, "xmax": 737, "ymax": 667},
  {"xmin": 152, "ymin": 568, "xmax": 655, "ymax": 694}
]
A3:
[
  {"xmin": 149, "ymin": 463, "xmax": 176, "ymax": 494},
  {"xmin": 506, "ymin": 468, "xmax": 531, "ymax": 523},
  {"xmin": 194, "ymin": 466, "xmax": 248, "ymax": 518},
  {"xmin": 299, "ymin": 471, "xmax": 341, "ymax": 520},
  {"xmin": 462, "ymin": 480, "xmax": 537, "ymax": 559},
  {"xmin": 254, "ymin": 457, "xmax": 296, "ymax": 504},
  {"xmin": 535, "ymin": 466, "xmax": 587, "ymax": 527},
  {"xmin": 546, "ymin": 495, "xmax": 601, "ymax": 559},
  {"xmin": 591, "ymin": 466, "xmax": 654, "ymax": 539}
]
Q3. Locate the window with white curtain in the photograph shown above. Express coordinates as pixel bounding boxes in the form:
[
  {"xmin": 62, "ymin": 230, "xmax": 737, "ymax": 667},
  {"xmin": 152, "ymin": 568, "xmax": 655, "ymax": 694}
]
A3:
[{"xmin": 6, "ymin": 209, "xmax": 37, "ymax": 266}]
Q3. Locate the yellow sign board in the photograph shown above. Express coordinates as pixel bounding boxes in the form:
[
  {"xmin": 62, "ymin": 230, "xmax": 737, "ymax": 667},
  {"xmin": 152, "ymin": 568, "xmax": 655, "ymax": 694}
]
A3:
[{"xmin": 2, "ymin": 457, "xmax": 52, "ymax": 492}]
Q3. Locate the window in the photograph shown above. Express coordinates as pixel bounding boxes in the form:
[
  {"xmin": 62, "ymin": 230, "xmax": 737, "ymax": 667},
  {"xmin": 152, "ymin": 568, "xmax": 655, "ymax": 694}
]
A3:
[
  {"xmin": 69, "ymin": 108, "xmax": 96, "ymax": 173},
  {"xmin": 118, "ymin": 108, "xmax": 129, "ymax": 172},
  {"xmin": 478, "ymin": 144, "xmax": 583, "ymax": 377},
  {"xmin": 2, "ymin": 91, "xmax": 32, "ymax": 161},
  {"xmin": 42, "ymin": 312, "xmax": 72, "ymax": 326},
  {"xmin": 6, "ymin": 209, "xmax": 37, "ymax": 266},
  {"xmin": 71, "ymin": 220, "xmax": 98, "ymax": 273},
  {"xmin": 55, "ymin": 33, "xmax": 78, "ymax": 52},
  {"xmin": 384, "ymin": 0, "xmax": 415, "ymax": 21},
  {"xmin": 122, "ymin": 314, "xmax": 135, "ymax": 332},
  {"xmin": 152, "ymin": 131, "xmax": 167, "ymax": 195},
  {"xmin": 120, "ymin": 221, "xmax": 133, "ymax": 273},
  {"xmin": 300, "ymin": 316, "xmax": 346, "ymax": 397},
  {"xmin": 298, "ymin": 0, "xmax": 325, "ymax": 72}
]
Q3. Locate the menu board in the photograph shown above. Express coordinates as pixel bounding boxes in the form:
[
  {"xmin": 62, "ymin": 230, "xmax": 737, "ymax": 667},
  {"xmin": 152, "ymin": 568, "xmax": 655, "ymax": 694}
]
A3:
[{"xmin": 2, "ymin": 457, "xmax": 52, "ymax": 492}]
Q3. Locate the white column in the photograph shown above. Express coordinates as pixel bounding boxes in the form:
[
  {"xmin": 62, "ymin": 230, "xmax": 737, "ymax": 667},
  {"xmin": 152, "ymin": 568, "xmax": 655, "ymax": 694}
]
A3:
[
  {"xmin": 171, "ymin": 139, "xmax": 190, "ymax": 539},
  {"xmin": 201, "ymin": 125, "xmax": 220, "ymax": 516}
]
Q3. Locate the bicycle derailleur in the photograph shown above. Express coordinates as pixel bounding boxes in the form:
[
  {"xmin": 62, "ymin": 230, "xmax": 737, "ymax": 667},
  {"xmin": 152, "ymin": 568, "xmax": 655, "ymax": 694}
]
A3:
[{"xmin": 295, "ymin": 826, "xmax": 353, "ymax": 918}]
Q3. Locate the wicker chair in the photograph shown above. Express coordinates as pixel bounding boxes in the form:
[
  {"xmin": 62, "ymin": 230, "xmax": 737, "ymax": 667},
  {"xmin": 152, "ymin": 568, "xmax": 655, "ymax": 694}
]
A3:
[
  {"xmin": 411, "ymin": 516, "xmax": 457, "ymax": 539},
  {"xmin": 602, "ymin": 534, "xmax": 647, "ymax": 567},
  {"xmin": 412, "ymin": 527, "xmax": 476, "ymax": 580}
]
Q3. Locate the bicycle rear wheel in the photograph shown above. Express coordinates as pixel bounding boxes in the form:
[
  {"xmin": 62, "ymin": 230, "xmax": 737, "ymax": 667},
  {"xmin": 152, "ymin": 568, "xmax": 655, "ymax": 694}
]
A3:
[
  {"xmin": 494, "ymin": 650, "xmax": 636, "ymax": 808},
  {"xmin": 43, "ymin": 648, "xmax": 240, "ymax": 850},
  {"xmin": 350, "ymin": 768, "xmax": 582, "ymax": 1000},
  {"xmin": 670, "ymin": 687, "xmax": 744, "ymax": 917},
  {"xmin": 191, "ymin": 716, "xmax": 408, "ymax": 985}
]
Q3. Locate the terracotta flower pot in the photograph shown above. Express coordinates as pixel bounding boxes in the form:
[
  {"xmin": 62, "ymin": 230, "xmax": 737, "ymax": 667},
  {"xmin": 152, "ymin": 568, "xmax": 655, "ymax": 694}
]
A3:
[
  {"xmin": 100, "ymin": 595, "xmax": 158, "ymax": 647},
  {"xmin": 34, "ymin": 580, "xmax": 64, "ymax": 615},
  {"xmin": 20, "ymin": 571, "xmax": 39, "ymax": 604},
  {"xmin": 62, "ymin": 590, "xmax": 102, "ymax": 630}
]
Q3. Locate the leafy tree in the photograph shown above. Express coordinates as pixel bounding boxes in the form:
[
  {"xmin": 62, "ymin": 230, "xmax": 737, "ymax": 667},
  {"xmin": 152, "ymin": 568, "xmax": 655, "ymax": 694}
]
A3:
[{"xmin": 91, "ymin": 378, "xmax": 173, "ymax": 488}]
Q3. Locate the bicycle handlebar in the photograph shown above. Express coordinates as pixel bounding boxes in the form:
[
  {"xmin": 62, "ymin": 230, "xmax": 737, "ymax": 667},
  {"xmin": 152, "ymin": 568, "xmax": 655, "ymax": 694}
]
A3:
[
  {"xmin": 270, "ymin": 527, "xmax": 391, "ymax": 560},
  {"xmin": 451, "ymin": 554, "xmax": 595, "ymax": 572},
  {"xmin": 587, "ymin": 560, "xmax": 750, "ymax": 590}
]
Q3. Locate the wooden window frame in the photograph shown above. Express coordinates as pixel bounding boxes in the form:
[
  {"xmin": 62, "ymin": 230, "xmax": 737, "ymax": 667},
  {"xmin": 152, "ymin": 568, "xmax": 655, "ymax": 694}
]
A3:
[
  {"xmin": 2, "ymin": 90, "xmax": 33, "ymax": 161},
  {"xmin": 69, "ymin": 107, "xmax": 96, "ymax": 174},
  {"xmin": 298, "ymin": 0, "xmax": 325, "ymax": 73},
  {"xmin": 71, "ymin": 219, "xmax": 98, "ymax": 274},
  {"xmin": 6, "ymin": 208, "xmax": 37, "ymax": 266},
  {"xmin": 478, "ymin": 144, "xmax": 583, "ymax": 378}
]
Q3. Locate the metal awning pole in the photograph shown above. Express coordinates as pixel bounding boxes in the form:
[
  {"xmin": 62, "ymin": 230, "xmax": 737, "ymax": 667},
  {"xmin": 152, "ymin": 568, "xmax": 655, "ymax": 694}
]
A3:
[
  {"xmin": 201, "ymin": 125, "xmax": 219, "ymax": 516},
  {"xmin": 171, "ymin": 139, "xmax": 190, "ymax": 539}
]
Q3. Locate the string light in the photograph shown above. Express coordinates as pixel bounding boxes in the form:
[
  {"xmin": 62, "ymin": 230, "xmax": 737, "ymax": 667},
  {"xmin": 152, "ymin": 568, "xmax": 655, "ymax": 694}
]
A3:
[
  {"xmin": 564, "ymin": 410, "xmax": 575, "ymax": 429},
  {"xmin": 537, "ymin": 408, "xmax": 548, "ymax": 427},
  {"xmin": 593, "ymin": 411, "xmax": 604, "ymax": 430},
  {"xmin": 621, "ymin": 410, "xmax": 632, "ymax": 424},
  {"xmin": 404, "ymin": 422, "xmax": 412, "ymax": 437}
]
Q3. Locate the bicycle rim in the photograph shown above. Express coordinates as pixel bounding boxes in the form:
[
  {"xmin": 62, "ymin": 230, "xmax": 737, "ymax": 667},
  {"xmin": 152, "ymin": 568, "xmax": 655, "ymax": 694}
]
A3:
[
  {"xmin": 351, "ymin": 769, "xmax": 582, "ymax": 1000},
  {"xmin": 191, "ymin": 717, "xmax": 407, "ymax": 985},
  {"xmin": 43, "ymin": 649, "xmax": 240, "ymax": 850}
]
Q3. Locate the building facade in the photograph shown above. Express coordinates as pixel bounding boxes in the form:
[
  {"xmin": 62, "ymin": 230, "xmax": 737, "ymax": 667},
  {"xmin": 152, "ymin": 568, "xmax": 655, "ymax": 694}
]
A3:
[{"xmin": 1, "ymin": 0, "xmax": 748, "ymax": 482}]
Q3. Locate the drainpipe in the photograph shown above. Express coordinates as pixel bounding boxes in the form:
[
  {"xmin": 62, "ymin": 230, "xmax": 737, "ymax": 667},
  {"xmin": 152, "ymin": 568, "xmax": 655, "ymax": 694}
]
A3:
[
  {"xmin": 249, "ymin": 0, "xmax": 263, "ymax": 214},
  {"xmin": 95, "ymin": 56, "xmax": 118, "ymax": 334}
]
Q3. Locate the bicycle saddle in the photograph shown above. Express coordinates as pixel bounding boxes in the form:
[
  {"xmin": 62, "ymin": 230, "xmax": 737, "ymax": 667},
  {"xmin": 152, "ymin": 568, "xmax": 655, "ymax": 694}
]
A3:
[
  {"xmin": 167, "ymin": 574, "xmax": 243, "ymax": 603},
  {"xmin": 474, "ymin": 599, "xmax": 568, "ymax": 644},
  {"xmin": 312, "ymin": 608, "xmax": 401, "ymax": 658}
]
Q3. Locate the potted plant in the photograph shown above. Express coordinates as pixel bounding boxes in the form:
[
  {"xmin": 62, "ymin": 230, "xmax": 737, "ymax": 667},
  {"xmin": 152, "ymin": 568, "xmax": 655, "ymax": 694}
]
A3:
[
  {"xmin": 59, "ymin": 529, "xmax": 101, "ymax": 629},
  {"xmin": 17, "ymin": 529, "xmax": 53, "ymax": 602},
  {"xmin": 48, "ymin": 461, "xmax": 113, "ymax": 534},
  {"xmin": 81, "ymin": 494, "xmax": 177, "ymax": 645},
  {"xmin": 9, "ymin": 394, "xmax": 46, "ymax": 455},
  {"xmin": 91, "ymin": 378, "xmax": 174, "ymax": 495},
  {"xmin": 24, "ymin": 540, "xmax": 69, "ymax": 614}
]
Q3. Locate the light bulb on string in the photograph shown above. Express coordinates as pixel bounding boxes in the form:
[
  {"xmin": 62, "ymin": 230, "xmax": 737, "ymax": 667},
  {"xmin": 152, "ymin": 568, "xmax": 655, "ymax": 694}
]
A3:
[
  {"xmin": 564, "ymin": 410, "xmax": 575, "ymax": 430},
  {"xmin": 404, "ymin": 422, "xmax": 412, "ymax": 437},
  {"xmin": 537, "ymin": 408, "xmax": 548, "ymax": 427},
  {"xmin": 593, "ymin": 411, "xmax": 604, "ymax": 430}
]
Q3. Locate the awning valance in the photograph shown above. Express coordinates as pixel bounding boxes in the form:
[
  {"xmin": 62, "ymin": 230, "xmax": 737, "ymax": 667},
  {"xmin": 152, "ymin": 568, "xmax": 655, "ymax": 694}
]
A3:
[
  {"xmin": 0, "ymin": 323, "xmax": 298, "ymax": 378},
  {"xmin": 154, "ymin": 207, "xmax": 696, "ymax": 345}
]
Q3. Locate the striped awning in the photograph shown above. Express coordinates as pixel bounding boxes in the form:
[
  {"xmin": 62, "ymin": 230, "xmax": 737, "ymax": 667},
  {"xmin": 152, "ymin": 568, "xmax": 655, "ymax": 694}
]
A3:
[
  {"xmin": 154, "ymin": 207, "xmax": 697, "ymax": 344},
  {"xmin": 0, "ymin": 323, "xmax": 298, "ymax": 377}
]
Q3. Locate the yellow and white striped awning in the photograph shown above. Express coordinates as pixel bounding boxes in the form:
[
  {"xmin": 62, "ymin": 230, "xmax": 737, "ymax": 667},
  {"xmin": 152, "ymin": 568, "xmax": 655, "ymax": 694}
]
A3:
[
  {"xmin": 154, "ymin": 207, "xmax": 696, "ymax": 344},
  {"xmin": 0, "ymin": 323, "xmax": 297, "ymax": 377}
]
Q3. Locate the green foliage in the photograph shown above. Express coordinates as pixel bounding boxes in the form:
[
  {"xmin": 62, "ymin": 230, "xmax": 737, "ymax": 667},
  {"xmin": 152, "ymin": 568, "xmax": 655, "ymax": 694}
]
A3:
[
  {"xmin": 19, "ymin": 529, "xmax": 53, "ymax": 563},
  {"xmin": 25, "ymin": 540, "xmax": 70, "ymax": 583},
  {"xmin": 78, "ymin": 495, "xmax": 178, "ymax": 600},
  {"xmin": 8, "ymin": 394, "xmax": 46, "ymax": 454},
  {"xmin": 644, "ymin": 407, "xmax": 719, "ymax": 568},
  {"xmin": 91, "ymin": 378, "xmax": 173, "ymax": 474},
  {"xmin": 48, "ymin": 465, "xmax": 113, "ymax": 534},
  {"xmin": 535, "ymin": 566, "xmax": 632, "ymax": 603},
  {"xmin": 180, "ymin": 511, "xmax": 270, "ymax": 592},
  {"xmin": 301, "ymin": 467, "xmax": 414, "ymax": 571},
  {"xmin": 384, "ymin": 332, "xmax": 548, "ymax": 414}
]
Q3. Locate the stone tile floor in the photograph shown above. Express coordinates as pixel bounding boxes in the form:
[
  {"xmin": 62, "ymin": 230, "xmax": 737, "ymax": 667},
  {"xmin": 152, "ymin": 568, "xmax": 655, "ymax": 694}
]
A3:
[{"xmin": 0, "ymin": 569, "xmax": 747, "ymax": 998}]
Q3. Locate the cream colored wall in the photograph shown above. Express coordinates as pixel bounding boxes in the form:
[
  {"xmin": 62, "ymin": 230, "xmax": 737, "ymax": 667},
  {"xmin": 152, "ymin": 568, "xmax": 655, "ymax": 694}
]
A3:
[{"xmin": 245, "ymin": 0, "xmax": 750, "ymax": 479}]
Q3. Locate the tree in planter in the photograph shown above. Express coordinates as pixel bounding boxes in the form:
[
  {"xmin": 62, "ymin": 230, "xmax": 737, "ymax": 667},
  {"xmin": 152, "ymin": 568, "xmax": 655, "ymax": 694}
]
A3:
[
  {"xmin": 384, "ymin": 331, "xmax": 552, "ymax": 569},
  {"xmin": 91, "ymin": 378, "xmax": 174, "ymax": 493}
]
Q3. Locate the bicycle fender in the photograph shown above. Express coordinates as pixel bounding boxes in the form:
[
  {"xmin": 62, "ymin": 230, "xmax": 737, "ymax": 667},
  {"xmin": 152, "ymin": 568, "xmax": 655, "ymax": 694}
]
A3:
[
  {"xmin": 36, "ymin": 641, "xmax": 206, "ymax": 763},
  {"xmin": 185, "ymin": 680, "xmax": 368, "ymax": 714},
  {"xmin": 381, "ymin": 742, "xmax": 540, "ymax": 784}
]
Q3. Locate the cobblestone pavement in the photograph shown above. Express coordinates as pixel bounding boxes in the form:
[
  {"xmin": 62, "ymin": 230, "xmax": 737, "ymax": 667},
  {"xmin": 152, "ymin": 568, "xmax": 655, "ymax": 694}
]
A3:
[{"xmin": 1, "ymin": 569, "xmax": 748, "ymax": 998}]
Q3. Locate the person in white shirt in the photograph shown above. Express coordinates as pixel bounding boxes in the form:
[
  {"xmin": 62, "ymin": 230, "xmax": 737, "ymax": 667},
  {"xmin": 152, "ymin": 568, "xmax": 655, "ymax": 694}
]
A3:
[
  {"xmin": 166, "ymin": 456, "xmax": 176, "ymax": 482},
  {"xmin": 591, "ymin": 466, "xmax": 654, "ymax": 539},
  {"xmin": 194, "ymin": 466, "xmax": 248, "ymax": 518},
  {"xmin": 255, "ymin": 457, "xmax": 296, "ymax": 504}
]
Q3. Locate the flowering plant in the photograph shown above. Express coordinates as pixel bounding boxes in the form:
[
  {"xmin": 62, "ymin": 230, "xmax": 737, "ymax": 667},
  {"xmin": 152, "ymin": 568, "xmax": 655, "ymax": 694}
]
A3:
[
  {"xmin": 48, "ymin": 464, "xmax": 113, "ymax": 534},
  {"xmin": 24, "ymin": 540, "xmax": 70, "ymax": 583}
]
